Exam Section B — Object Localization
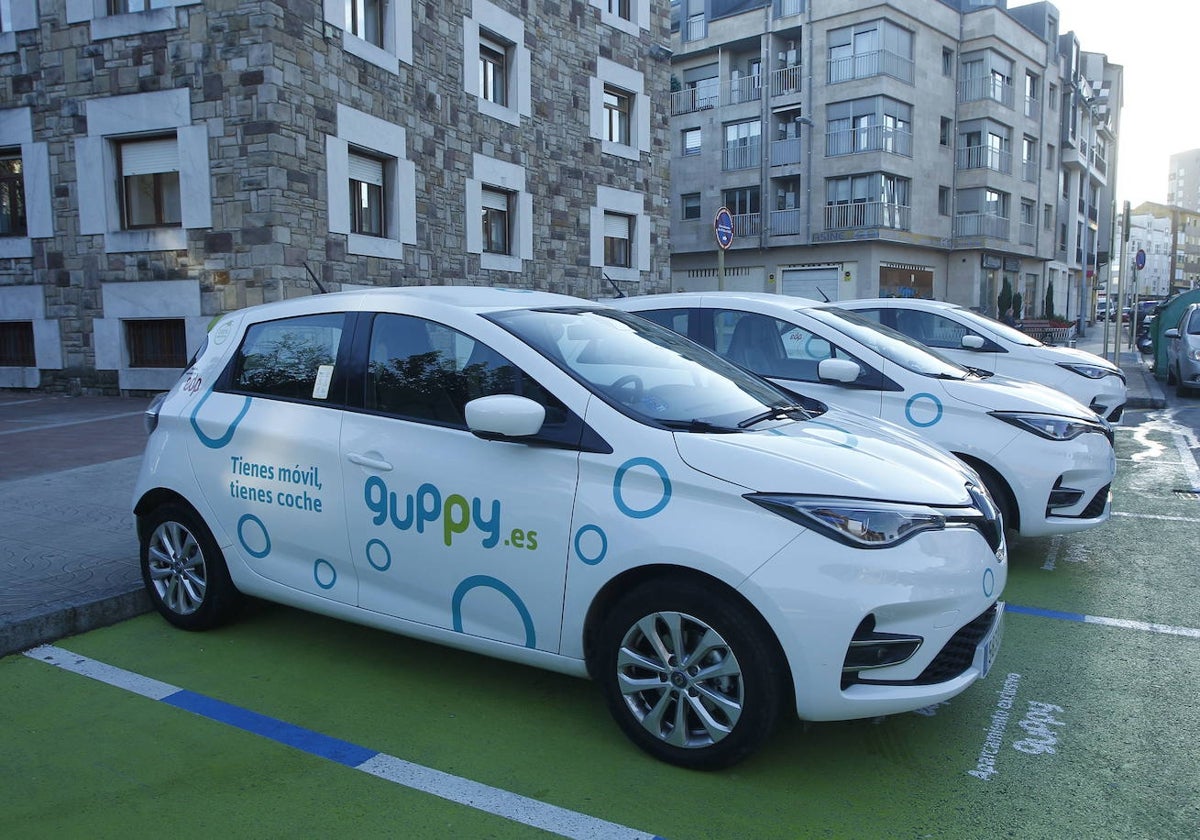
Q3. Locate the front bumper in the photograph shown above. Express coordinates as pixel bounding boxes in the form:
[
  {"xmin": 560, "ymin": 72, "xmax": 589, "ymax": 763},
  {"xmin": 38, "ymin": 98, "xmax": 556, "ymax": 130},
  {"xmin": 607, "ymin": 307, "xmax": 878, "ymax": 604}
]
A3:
[{"xmin": 996, "ymin": 429, "xmax": 1115, "ymax": 537}]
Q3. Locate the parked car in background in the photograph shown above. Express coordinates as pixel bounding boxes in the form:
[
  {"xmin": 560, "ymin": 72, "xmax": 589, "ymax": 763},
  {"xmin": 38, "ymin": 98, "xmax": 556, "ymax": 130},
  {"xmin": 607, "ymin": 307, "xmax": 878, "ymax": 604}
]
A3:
[
  {"xmin": 134, "ymin": 286, "xmax": 1007, "ymax": 769},
  {"xmin": 835, "ymin": 298, "xmax": 1127, "ymax": 423},
  {"xmin": 1165, "ymin": 302, "xmax": 1200, "ymax": 396},
  {"xmin": 615, "ymin": 292, "xmax": 1116, "ymax": 538}
]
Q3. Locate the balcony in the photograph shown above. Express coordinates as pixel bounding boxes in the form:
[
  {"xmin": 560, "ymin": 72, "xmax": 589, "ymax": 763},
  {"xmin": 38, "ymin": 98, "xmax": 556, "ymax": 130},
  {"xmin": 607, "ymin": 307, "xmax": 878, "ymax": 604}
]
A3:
[
  {"xmin": 955, "ymin": 144, "xmax": 1012, "ymax": 175},
  {"xmin": 723, "ymin": 141, "xmax": 761, "ymax": 171},
  {"xmin": 770, "ymin": 64, "xmax": 802, "ymax": 97},
  {"xmin": 958, "ymin": 77, "xmax": 1015, "ymax": 109},
  {"xmin": 732, "ymin": 212, "xmax": 761, "ymax": 238},
  {"xmin": 771, "ymin": 136, "xmax": 802, "ymax": 166},
  {"xmin": 824, "ymin": 201, "xmax": 910, "ymax": 232},
  {"xmin": 671, "ymin": 85, "xmax": 719, "ymax": 116},
  {"xmin": 826, "ymin": 125, "xmax": 912, "ymax": 158},
  {"xmin": 684, "ymin": 14, "xmax": 706, "ymax": 43},
  {"xmin": 1019, "ymin": 222, "xmax": 1036, "ymax": 246},
  {"xmin": 778, "ymin": 0, "xmax": 803, "ymax": 17},
  {"xmin": 770, "ymin": 208, "xmax": 803, "ymax": 236},
  {"xmin": 1024, "ymin": 95, "xmax": 1038, "ymax": 118},
  {"xmin": 954, "ymin": 213, "xmax": 1010, "ymax": 240},
  {"xmin": 827, "ymin": 50, "xmax": 914, "ymax": 85},
  {"xmin": 1022, "ymin": 159, "xmax": 1037, "ymax": 182}
]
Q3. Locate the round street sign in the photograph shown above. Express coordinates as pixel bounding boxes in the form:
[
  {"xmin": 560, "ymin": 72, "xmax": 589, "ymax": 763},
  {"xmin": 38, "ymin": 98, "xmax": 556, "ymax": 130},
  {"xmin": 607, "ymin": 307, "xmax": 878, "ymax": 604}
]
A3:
[
  {"xmin": 714, "ymin": 206, "xmax": 734, "ymax": 250},
  {"xmin": 1135, "ymin": 249, "xmax": 1146, "ymax": 270}
]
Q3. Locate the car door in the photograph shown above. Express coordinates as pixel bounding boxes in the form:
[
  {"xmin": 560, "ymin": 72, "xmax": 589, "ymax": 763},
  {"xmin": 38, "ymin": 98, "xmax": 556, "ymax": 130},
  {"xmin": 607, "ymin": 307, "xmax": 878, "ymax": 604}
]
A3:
[
  {"xmin": 188, "ymin": 311, "xmax": 357, "ymax": 605},
  {"xmin": 339, "ymin": 312, "xmax": 581, "ymax": 653}
]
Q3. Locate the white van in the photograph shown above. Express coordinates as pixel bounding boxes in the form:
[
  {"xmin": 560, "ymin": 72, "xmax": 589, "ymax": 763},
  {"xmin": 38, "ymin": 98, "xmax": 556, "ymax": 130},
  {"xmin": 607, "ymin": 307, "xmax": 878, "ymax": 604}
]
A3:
[
  {"xmin": 837, "ymin": 298, "xmax": 1127, "ymax": 422},
  {"xmin": 134, "ymin": 286, "xmax": 1005, "ymax": 770},
  {"xmin": 614, "ymin": 292, "xmax": 1115, "ymax": 538}
]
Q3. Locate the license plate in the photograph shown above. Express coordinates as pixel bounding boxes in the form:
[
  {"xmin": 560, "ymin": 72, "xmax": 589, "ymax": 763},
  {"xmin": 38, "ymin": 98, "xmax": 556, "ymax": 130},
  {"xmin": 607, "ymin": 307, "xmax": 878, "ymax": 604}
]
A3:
[{"xmin": 975, "ymin": 601, "xmax": 1005, "ymax": 680}]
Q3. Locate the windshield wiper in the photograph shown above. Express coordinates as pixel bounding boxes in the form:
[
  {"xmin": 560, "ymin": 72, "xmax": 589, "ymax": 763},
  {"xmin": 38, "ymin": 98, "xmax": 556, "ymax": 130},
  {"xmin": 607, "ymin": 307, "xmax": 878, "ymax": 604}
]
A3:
[
  {"xmin": 737, "ymin": 405, "xmax": 812, "ymax": 428},
  {"xmin": 658, "ymin": 418, "xmax": 741, "ymax": 434}
]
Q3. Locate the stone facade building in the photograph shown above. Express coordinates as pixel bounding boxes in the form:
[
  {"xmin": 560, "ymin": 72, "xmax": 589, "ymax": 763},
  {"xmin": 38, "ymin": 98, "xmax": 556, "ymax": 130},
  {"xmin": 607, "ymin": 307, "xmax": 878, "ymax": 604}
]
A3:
[{"xmin": 0, "ymin": 0, "xmax": 672, "ymax": 393}]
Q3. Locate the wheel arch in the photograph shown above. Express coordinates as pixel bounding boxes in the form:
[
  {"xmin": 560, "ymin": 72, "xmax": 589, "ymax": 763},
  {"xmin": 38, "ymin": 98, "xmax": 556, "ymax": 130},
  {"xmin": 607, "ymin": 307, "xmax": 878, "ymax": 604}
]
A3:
[{"xmin": 953, "ymin": 453, "xmax": 1019, "ymax": 533}]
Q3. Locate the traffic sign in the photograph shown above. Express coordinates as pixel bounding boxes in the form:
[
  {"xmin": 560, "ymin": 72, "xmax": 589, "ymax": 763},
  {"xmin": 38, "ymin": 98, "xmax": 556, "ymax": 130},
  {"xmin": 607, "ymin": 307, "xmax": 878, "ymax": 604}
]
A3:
[
  {"xmin": 1135, "ymin": 249, "xmax": 1146, "ymax": 270},
  {"xmin": 714, "ymin": 207, "xmax": 734, "ymax": 250}
]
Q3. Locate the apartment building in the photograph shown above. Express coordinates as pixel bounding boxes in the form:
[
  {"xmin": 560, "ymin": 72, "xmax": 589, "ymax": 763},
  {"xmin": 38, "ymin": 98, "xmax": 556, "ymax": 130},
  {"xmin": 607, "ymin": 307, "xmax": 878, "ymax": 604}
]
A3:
[
  {"xmin": 0, "ymin": 0, "xmax": 671, "ymax": 392},
  {"xmin": 666, "ymin": 0, "xmax": 1120, "ymax": 326},
  {"xmin": 1126, "ymin": 202, "xmax": 1200, "ymax": 296},
  {"xmin": 1167, "ymin": 149, "xmax": 1200, "ymax": 213}
]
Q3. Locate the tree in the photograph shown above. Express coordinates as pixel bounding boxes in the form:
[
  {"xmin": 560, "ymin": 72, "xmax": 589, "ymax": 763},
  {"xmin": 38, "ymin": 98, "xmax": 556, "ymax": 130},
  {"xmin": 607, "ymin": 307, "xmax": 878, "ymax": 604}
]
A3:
[
  {"xmin": 997, "ymin": 277, "xmax": 1014, "ymax": 318},
  {"xmin": 1044, "ymin": 283, "xmax": 1055, "ymax": 320},
  {"xmin": 1012, "ymin": 291, "xmax": 1023, "ymax": 319}
]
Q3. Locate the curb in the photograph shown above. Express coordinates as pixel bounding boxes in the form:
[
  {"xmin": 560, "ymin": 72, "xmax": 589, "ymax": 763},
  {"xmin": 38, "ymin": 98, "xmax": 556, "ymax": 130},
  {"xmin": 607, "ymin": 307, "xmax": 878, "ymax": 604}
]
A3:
[{"xmin": 0, "ymin": 589, "xmax": 151, "ymax": 658}]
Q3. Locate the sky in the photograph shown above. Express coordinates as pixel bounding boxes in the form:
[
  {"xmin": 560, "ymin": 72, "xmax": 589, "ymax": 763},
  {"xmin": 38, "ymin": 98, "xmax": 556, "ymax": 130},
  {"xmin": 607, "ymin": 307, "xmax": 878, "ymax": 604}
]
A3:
[{"xmin": 1039, "ymin": 0, "xmax": 1199, "ymax": 209}]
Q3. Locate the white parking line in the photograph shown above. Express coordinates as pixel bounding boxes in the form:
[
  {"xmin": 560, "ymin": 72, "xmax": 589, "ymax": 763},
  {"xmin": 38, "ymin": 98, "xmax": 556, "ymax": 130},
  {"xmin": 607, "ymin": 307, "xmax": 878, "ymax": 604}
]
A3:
[
  {"xmin": 23, "ymin": 645, "xmax": 663, "ymax": 840},
  {"xmin": 1110, "ymin": 511, "xmax": 1200, "ymax": 523},
  {"xmin": 0, "ymin": 411, "xmax": 146, "ymax": 436}
]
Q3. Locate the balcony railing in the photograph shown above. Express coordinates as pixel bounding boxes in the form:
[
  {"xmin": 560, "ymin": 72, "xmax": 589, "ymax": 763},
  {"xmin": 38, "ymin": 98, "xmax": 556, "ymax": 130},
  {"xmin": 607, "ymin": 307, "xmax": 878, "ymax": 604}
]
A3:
[
  {"xmin": 827, "ymin": 50, "xmax": 914, "ymax": 85},
  {"xmin": 1019, "ymin": 222, "xmax": 1036, "ymax": 246},
  {"xmin": 1024, "ymin": 95, "xmax": 1038, "ymax": 118},
  {"xmin": 728, "ymin": 74, "xmax": 763, "ymax": 105},
  {"xmin": 824, "ymin": 201, "xmax": 910, "ymax": 231},
  {"xmin": 778, "ymin": 0, "xmax": 802, "ymax": 17},
  {"xmin": 732, "ymin": 212, "xmax": 761, "ymax": 238},
  {"xmin": 770, "ymin": 208, "xmax": 802, "ymax": 236},
  {"xmin": 826, "ymin": 125, "xmax": 912, "ymax": 158},
  {"xmin": 954, "ymin": 212, "xmax": 1010, "ymax": 240},
  {"xmin": 670, "ymin": 85, "xmax": 719, "ymax": 116},
  {"xmin": 958, "ymin": 77, "xmax": 1015, "ymax": 108},
  {"xmin": 685, "ymin": 14, "xmax": 706, "ymax": 42},
  {"xmin": 770, "ymin": 64, "xmax": 802, "ymax": 96},
  {"xmin": 771, "ymin": 136, "xmax": 802, "ymax": 166},
  {"xmin": 955, "ymin": 144, "xmax": 1012, "ymax": 174},
  {"xmin": 723, "ymin": 141, "xmax": 761, "ymax": 171},
  {"xmin": 1022, "ymin": 158, "xmax": 1037, "ymax": 182}
]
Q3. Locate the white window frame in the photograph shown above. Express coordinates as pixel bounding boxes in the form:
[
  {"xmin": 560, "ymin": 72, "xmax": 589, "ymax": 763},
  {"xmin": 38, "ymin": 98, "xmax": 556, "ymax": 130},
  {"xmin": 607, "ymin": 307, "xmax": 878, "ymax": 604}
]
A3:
[
  {"xmin": 321, "ymin": 0, "xmax": 412, "ymax": 73},
  {"xmin": 0, "ymin": 108, "xmax": 53, "ymax": 259},
  {"xmin": 463, "ymin": 0, "xmax": 530, "ymax": 126},
  {"xmin": 75, "ymin": 89, "xmax": 209, "ymax": 254},
  {"xmin": 348, "ymin": 149, "xmax": 387, "ymax": 238},
  {"xmin": 66, "ymin": 0, "xmax": 201, "ymax": 40},
  {"xmin": 466, "ymin": 154, "xmax": 531, "ymax": 272},
  {"xmin": 0, "ymin": 286, "xmax": 62, "ymax": 389},
  {"xmin": 118, "ymin": 136, "xmax": 182, "ymax": 229},
  {"xmin": 588, "ymin": 0, "xmax": 650, "ymax": 35},
  {"xmin": 327, "ymin": 104, "xmax": 416, "ymax": 260},
  {"xmin": 590, "ymin": 58, "xmax": 649, "ymax": 161},
  {"xmin": 590, "ymin": 185, "xmax": 649, "ymax": 282},
  {"xmin": 1, "ymin": 0, "xmax": 37, "ymax": 53}
]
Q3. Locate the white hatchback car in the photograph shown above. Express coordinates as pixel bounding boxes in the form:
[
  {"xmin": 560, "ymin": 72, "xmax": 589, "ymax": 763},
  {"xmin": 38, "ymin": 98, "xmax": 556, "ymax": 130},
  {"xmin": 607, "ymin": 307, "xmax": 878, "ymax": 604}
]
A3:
[
  {"xmin": 837, "ymin": 298, "xmax": 1127, "ymax": 422},
  {"xmin": 135, "ymin": 286, "xmax": 1006, "ymax": 769},
  {"xmin": 615, "ymin": 292, "xmax": 1116, "ymax": 538}
]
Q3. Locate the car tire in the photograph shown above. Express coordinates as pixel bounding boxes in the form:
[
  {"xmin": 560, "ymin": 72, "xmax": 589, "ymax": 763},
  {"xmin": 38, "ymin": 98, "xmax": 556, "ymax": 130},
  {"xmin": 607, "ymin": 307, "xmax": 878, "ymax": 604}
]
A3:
[
  {"xmin": 595, "ymin": 577, "xmax": 786, "ymax": 770},
  {"xmin": 140, "ymin": 503, "xmax": 242, "ymax": 631}
]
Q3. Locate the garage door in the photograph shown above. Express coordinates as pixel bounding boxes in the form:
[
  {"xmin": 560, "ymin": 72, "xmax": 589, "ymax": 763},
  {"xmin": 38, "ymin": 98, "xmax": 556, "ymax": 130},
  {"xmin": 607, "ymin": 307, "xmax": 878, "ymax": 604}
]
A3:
[{"xmin": 781, "ymin": 267, "xmax": 840, "ymax": 302}]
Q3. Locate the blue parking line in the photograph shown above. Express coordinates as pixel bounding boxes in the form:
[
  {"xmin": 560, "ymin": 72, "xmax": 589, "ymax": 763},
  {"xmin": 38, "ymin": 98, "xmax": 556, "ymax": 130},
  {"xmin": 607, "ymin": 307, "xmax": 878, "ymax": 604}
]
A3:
[
  {"xmin": 1008, "ymin": 604, "xmax": 1200, "ymax": 638},
  {"xmin": 24, "ymin": 645, "xmax": 665, "ymax": 840}
]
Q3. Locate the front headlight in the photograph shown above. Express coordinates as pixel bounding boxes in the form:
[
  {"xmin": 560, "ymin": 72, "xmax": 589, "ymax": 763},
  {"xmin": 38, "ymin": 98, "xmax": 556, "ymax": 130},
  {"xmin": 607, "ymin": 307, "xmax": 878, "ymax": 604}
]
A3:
[
  {"xmin": 1186, "ymin": 347, "xmax": 1200, "ymax": 362},
  {"xmin": 745, "ymin": 494, "xmax": 946, "ymax": 548},
  {"xmin": 1057, "ymin": 362, "xmax": 1118, "ymax": 380},
  {"xmin": 990, "ymin": 411, "xmax": 1107, "ymax": 441}
]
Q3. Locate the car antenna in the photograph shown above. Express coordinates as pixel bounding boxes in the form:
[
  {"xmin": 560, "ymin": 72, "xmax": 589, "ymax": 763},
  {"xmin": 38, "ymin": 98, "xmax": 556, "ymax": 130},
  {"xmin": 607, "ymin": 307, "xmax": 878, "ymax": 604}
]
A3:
[
  {"xmin": 817, "ymin": 287, "xmax": 830, "ymax": 302},
  {"xmin": 604, "ymin": 273, "xmax": 626, "ymax": 298},
  {"xmin": 304, "ymin": 262, "xmax": 329, "ymax": 294}
]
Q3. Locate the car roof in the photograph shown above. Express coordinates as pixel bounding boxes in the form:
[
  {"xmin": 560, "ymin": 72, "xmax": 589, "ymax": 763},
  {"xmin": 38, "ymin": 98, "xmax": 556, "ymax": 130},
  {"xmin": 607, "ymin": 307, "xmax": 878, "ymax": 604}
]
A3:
[
  {"xmin": 617, "ymin": 291, "xmax": 827, "ymax": 310},
  {"xmin": 839, "ymin": 298, "xmax": 962, "ymax": 311}
]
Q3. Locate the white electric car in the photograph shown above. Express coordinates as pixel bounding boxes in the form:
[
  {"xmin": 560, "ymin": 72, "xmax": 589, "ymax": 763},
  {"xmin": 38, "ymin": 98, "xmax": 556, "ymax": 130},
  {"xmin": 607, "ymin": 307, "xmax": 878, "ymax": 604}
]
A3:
[
  {"xmin": 615, "ymin": 292, "xmax": 1115, "ymax": 538},
  {"xmin": 837, "ymin": 298, "xmax": 1127, "ymax": 422},
  {"xmin": 134, "ymin": 286, "xmax": 1006, "ymax": 770}
]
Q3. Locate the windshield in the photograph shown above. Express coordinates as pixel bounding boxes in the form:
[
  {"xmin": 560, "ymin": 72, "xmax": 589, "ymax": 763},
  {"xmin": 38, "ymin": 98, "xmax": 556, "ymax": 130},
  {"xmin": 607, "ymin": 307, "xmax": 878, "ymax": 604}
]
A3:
[
  {"xmin": 955, "ymin": 307, "xmax": 1043, "ymax": 347},
  {"xmin": 807, "ymin": 306, "xmax": 974, "ymax": 379},
  {"xmin": 489, "ymin": 307, "xmax": 805, "ymax": 429}
]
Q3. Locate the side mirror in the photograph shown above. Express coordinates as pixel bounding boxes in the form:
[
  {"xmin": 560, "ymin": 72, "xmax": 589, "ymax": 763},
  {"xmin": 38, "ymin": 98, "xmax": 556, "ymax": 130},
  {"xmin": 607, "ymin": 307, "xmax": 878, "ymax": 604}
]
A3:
[
  {"xmin": 1164, "ymin": 328, "xmax": 1180, "ymax": 340},
  {"xmin": 465, "ymin": 394, "xmax": 546, "ymax": 439},
  {"xmin": 818, "ymin": 358, "xmax": 861, "ymax": 384},
  {"xmin": 961, "ymin": 334, "xmax": 986, "ymax": 350}
]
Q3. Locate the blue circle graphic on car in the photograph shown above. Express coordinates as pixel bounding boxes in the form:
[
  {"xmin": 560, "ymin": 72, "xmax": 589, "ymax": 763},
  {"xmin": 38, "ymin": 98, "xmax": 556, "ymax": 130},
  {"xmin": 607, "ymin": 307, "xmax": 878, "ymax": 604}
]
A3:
[
  {"xmin": 905, "ymin": 392, "xmax": 944, "ymax": 428},
  {"xmin": 191, "ymin": 390, "xmax": 252, "ymax": 449},
  {"xmin": 237, "ymin": 513, "xmax": 271, "ymax": 558},
  {"xmin": 452, "ymin": 575, "xmax": 536, "ymax": 648},
  {"xmin": 613, "ymin": 457, "xmax": 672, "ymax": 519}
]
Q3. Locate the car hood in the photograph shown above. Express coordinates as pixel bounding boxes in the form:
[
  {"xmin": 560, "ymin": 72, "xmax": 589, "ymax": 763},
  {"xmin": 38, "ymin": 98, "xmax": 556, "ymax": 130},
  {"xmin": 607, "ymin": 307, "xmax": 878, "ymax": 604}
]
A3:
[
  {"xmin": 1027, "ymin": 343, "xmax": 1121, "ymax": 374},
  {"xmin": 673, "ymin": 408, "xmax": 977, "ymax": 505},
  {"xmin": 937, "ymin": 373, "xmax": 1098, "ymax": 418}
]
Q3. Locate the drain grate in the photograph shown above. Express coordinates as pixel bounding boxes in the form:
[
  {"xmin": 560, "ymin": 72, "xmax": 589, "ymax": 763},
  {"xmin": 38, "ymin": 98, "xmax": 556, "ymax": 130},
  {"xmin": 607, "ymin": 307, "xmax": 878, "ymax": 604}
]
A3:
[{"xmin": 1172, "ymin": 489, "xmax": 1200, "ymax": 500}]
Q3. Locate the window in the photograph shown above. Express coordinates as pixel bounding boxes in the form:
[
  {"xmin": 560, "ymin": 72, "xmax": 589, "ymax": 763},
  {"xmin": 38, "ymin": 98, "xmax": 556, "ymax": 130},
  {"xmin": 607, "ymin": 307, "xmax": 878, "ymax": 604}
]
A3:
[
  {"xmin": 825, "ymin": 173, "xmax": 910, "ymax": 230},
  {"xmin": 0, "ymin": 320, "xmax": 35, "ymax": 366},
  {"xmin": 681, "ymin": 193, "xmax": 701, "ymax": 220},
  {"xmin": 828, "ymin": 19, "xmax": 913, "ymax": 84},
  {"xmin": 939, "ymin": 117, "xmax": 951, "ymax": 147},
  {"xmin": 826, "ymin": 97, "xmax": 911, "ymax": 157},
  {"xmin": 1048, "ymin": 83, "xmax": 1058, "ymax": 110},
  {"xmin": 709, "ymin": 310, "xmax": 877, "ymax": 387},
  {"xmin": 481, "ymin": 186, "xmax": 512, "ymax": 254},
  {"xmin": 939, "ymin": 186, "xmax": 950, "ymax": 217},
  {"xmin": 606, "ymin": 0, "xmax": 630, "ymax": 21},
  {"xmin": 1025, "ymin": 71, "xmax": 1039, "ymax": 116},
  {"xmin": 108, "ymin": 1, "xmax": 175, "ymax": 12},
  {"xmin": 960, "ymin": 52, "xmax": 1013, "ymax": 106},
  {"xmin": 0, "ymin": 150, "xmax": 25, "ymax": 236},
  {"xmin": 1046, "ymin": 143, "xmax": 1055, "ymax": 170},
  {"xmin": 125, "ymin": 319, "xmax": 187, "ymax": 369},
  {"xmin": 479, "ymin": 33, "xmax": 508, "ymax": 106},
  {"xmin": 118, "ymin": 136, "xmax": 181, "ymax": 229},
  {"xmin": 348, "ymin": 150, "xmax": 386, "ymax": 237},
  {"xmin": 723, "ymin": 186, "xmax": 759, "ymax": 217},
  {"xmin": 604, "ymin": 212, "xmax": 633, "ymax": 268},
  {"xmin": 367, "ymin": 313, "xmax": 566, "ymax": 428},
  {"xmin": 942, "ymin": 47, "xmax": 953, "ymax": 77},
  {"xmin": 604, "ymin": 85, "xmax": 632, "ymax": 146},
  {"xmin": 233, "ymin": 313, "xmax": 348, "ymax": 400},
  {"xmin": 348, "ymin": 0, "xmax": 384, "ymax": 46},
  {"xmin": 682, "ymin": 127, "xmax": 701, "ymax": 156},
  {"xmin": 1044, "ymin": 203, "xmax": 1052, "ymax": 230}
]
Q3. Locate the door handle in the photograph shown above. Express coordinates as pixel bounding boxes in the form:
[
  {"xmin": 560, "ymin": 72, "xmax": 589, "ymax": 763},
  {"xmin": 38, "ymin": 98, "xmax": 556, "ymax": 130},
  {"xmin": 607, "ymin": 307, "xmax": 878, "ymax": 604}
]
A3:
[{"xmin": 347, "ymin": 452, "xmax": 393, "ymax": 471}]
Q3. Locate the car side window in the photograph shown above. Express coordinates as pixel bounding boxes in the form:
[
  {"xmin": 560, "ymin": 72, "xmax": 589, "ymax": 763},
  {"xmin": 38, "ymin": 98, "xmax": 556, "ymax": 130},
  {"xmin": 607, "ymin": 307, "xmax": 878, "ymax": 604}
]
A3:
[
  {"xmin": 634, "ymin": 307, "xmax": 692, "ymax": 338},
  {"xmin": 231, "ymin": 313, "xmax": 348, "ymax": 401},
  {"xmin": 894, "ymin": 310, "xmax": 972, "ymax": 350},
  {"xmin": 366, "ymin": 313, "xmax": 567, "ymax": 427},
  {"xmin": 1187, "ymin": 309, "xmax": 1200, "ymax": 335},
  {"xmin": 710, "ymin": 309, "xmax": 881, "ymax": 386}
]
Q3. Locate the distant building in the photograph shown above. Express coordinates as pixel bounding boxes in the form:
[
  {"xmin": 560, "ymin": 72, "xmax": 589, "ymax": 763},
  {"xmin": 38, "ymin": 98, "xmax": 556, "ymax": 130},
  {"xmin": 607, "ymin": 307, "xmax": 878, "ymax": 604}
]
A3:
[
  {"xmin": 665, "ymin": 0, "xmax": 1121, "ymax": 326},
  {"xmin": 0, "ymin": 0, "xmax": 672, "ymax": 393},
  {"xmin": 1123, "ymin": 202, "xmax": 1200, "ymax": 297},
  {"xmin": 1167, "ymin": 148, "xmax": 1200, "ymax": 213}
]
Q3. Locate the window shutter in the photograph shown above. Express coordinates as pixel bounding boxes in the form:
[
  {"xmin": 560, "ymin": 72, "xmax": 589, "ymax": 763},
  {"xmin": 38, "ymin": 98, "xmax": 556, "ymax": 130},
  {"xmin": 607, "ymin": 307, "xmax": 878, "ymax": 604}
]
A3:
[
  {"xmin": 481, "ymin": 188, "xmax": 509, "ymax": 211},
  {"xmin": 604, "ymin": 212, "xmax": 631, "ymax": 239},
  {"xmin": 348, "ymin": 153, "xmax": 385, "ymax": 186},
  {"xmin": 121, "ymin": 138, "xmax": 179, "ymax": 176}
]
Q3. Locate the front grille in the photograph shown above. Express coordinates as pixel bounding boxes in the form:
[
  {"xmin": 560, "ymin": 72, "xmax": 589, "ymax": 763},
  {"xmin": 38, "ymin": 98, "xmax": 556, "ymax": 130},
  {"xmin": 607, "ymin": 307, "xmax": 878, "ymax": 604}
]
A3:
[
  {"xmin": 1106, "ymin": 404, "xmax": 1125, "ymax": 424},
  {"xmin": 852, "ymin": 604, "xmax": 997, "ymax": 687}
]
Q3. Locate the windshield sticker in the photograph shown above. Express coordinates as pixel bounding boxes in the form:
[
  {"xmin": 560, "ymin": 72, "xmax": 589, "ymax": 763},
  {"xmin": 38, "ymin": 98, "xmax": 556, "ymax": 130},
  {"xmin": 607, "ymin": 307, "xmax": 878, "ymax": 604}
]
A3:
[
  {"xmin": 312, "ymin": 364, "xmax": 334, "ymax": 400},
  {"xmin": 905, "ymin": 392, "xmax": 944, "ymax": 428}
]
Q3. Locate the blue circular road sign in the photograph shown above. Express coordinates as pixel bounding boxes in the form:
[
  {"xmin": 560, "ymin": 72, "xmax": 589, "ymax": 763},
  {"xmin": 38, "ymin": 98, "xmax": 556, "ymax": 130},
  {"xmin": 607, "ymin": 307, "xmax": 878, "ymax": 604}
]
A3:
[{"xmin": 714, "ymin": 207, "xmax": 734, "ymax": 250}]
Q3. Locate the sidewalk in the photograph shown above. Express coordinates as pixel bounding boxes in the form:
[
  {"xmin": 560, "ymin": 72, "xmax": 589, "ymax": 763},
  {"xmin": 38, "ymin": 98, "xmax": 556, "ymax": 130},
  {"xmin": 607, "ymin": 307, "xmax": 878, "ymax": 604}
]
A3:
[
  {"xmin": 0, "ymin": 332, "xmax": 1167, "ymax": 657},
  {"xmin": 1072, "ymin": 322, "xmax": 1167, "ymax": 411}
]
